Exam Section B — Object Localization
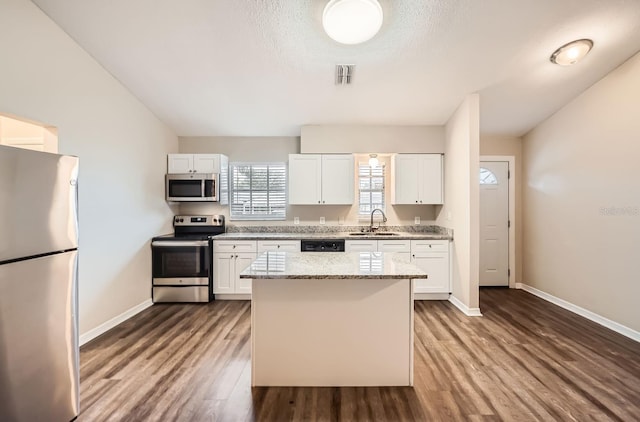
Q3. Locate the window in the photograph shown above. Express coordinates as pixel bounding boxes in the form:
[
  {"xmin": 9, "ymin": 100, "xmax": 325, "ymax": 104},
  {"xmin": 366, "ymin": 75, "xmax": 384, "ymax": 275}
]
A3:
[
  {"xmin": 479, "ymin": 167, "xmax": 498, "ymax": 185},
  {"xmin": 229, "ymin": 162, "xmax": 287, "ymax": 220},
  {"xmin": 358, "ymin": 163, "xmax": 385, "ymax": 215}
]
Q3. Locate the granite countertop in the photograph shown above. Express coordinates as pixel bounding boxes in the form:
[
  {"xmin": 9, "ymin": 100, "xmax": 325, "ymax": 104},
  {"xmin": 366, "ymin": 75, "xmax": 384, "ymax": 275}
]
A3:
[
  {"xmin": 239, "ymin": 251, "xmax": 429, "ymax": 280},
  {"xmin": 215, "ymin": 231, "xmax": 451, "ymax": 241}
]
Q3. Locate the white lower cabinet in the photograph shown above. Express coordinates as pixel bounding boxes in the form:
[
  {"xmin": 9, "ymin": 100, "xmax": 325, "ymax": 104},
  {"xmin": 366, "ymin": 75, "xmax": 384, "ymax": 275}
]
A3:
[
  {"xmin": 213, "ymin": 240, "xmax": 257, "ymax": 297},
  {"xmin": 377, "ymin": 240, "xmax": 411, "ymax": 261},
  {"xmin": 345, "ymin": 239, "xmax": 411, "ymax": 261},
  {"xmin": 346, "ymin": 238, "xmax": 449, "ymax": 297},
  {"xmin": 411, "ymin": 240, "xmax": 450, "ymax": 296}
]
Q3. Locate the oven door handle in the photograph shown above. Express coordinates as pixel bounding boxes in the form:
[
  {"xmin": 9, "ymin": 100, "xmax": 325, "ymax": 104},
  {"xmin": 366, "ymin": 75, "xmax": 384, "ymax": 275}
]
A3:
[{"xmin": 151, "ymin": 240, "xmax": 210, "ymax": 247}]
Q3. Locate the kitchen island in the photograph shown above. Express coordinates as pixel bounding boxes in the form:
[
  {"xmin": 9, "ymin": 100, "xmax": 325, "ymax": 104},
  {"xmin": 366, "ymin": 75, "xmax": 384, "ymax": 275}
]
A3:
[{"xmin": 240, "ymin": 251, "xmax": 428, "ymax": 387}]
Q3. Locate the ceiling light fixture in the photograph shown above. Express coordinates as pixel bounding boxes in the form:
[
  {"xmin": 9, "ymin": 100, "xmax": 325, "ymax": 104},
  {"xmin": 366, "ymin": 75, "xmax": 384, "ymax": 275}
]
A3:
[
  {"xmin": 368, "ymin": 154, "xmax": 379, "ymax": 167},
  {"xmin": 322, "ymin": 0, "xmax": 384, "ymax": 45},
  {"xmin": 550, "ymin": 39, "xmax": 593, "ymax": 66}
]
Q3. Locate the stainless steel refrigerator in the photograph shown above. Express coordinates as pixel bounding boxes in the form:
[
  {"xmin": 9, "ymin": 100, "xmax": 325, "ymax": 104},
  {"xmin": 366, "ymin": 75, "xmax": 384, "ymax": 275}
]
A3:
[{"xmin": 0, "ymin": 145, "xmax": 79, "ymax": 421}]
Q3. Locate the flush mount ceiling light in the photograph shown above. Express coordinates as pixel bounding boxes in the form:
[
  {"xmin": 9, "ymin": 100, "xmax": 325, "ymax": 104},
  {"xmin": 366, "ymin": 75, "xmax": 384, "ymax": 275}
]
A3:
[
  {"xmin": 550, "ymin": 39, "xmax": 594, "ymax": 66},
  {"xmin": 368, "ymin": 154, "xmax": 379, "ymax": 167},
  {"xmin": 322, "ymin": 0, "xmax": 384, "ymax": 45}
]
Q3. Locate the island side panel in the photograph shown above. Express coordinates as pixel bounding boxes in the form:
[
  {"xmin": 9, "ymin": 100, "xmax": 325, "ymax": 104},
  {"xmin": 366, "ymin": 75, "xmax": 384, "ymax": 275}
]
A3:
[{"xmin": 251, "ymin": 278, "xmax": 413, "ymax": 386}]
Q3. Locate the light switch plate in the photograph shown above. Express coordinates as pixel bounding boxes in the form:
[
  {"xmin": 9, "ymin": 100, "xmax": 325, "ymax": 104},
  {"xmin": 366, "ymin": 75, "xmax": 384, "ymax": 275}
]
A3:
[
  {"xmin": 294, "ymin": 217, "xmax": 300, "ymax": 225},
  {"xmin": 319, "ymin": 217, "xmax": 325, "ymax": 225},
  {"xmin": 414, "ymin": 216, "xmax": 420, "ymax": 225}
]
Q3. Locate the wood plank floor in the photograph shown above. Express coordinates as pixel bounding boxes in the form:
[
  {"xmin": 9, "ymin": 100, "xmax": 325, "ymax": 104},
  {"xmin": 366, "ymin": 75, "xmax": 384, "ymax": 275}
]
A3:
[{"xmin": 79, "ymin": 288, "xmax": 640, "ymax": 421}]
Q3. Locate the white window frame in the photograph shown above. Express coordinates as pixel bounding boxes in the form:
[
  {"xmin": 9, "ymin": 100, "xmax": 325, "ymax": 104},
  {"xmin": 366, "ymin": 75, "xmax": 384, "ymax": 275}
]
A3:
[
  {"xmin": 358, "ymin": 162, "xmax": 385, "ymax": 218},
  {"xmin": 229, "ymin": 162, "xmax": 287, "ymax": 221}
]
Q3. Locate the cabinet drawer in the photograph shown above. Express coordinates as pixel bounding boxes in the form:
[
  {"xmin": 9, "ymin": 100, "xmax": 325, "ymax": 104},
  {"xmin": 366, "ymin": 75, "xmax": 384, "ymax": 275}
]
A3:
[
  {"xmin": 377, "ymin": 240, "xmax": 410, "ymax": 253},
  {"xmin": 214, "ymin": 240, "xmax": 257, "ymax": 253},
  {"xmin": 345, "ymin": 240, "xmax": 378, "ymax": 252},
  {"xmin": 410, "ymin": 240, "xmax": 449, "ymax": 252},
  {"xmin": 257, "ymin": 240, "xmax": 301, "ymax": 253}
]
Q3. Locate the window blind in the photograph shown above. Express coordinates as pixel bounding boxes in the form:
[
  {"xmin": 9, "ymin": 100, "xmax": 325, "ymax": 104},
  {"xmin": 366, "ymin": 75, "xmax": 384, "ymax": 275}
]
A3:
[
  {"xmin": 358, "ymin": 164, "xmax": 385, "ymax": 215},
  {"xmin": 229, "ymin": 162, "xmax": 287, "ymax": 220}
]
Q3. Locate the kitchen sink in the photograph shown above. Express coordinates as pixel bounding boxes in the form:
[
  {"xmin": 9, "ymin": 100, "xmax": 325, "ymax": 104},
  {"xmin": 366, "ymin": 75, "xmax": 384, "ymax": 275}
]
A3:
[{"xmin": 348, "ymin": 232, "xmax": 399, "ymax": 236}]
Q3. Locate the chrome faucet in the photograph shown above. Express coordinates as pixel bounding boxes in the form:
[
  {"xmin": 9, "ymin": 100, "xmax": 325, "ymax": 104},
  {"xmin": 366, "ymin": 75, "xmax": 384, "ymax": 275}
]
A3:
[{"xmin": 370, "ymin": 208, "xmax": 387, "ymax": 232}]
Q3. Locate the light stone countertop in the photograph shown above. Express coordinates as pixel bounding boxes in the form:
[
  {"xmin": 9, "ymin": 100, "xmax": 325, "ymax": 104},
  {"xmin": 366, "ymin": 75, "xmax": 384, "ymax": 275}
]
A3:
[
  {"xmin": 239, "ymin": 251, "xmax": 429, "ymax": 280},
  {"xmin": 214, "ymin": 231, "xmax": 451, "ymax": 241}
]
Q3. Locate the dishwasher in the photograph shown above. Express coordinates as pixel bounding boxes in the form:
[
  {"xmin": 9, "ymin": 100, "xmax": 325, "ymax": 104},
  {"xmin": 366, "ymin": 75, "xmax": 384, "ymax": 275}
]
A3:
[{"xmin": 300, "ymin": 239, "xmax": 345, "ymax": 252}]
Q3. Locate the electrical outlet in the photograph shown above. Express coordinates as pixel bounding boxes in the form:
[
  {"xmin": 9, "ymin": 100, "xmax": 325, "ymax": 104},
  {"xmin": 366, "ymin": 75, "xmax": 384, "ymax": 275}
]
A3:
[
  {"xmin": 319, "ymin": 217, "xmax": 325, "ymax": 225},
  {"xmin": 294, "ymin": 217, "xmax": 300, "ymax": 225},
  {"xmin": 414, "ymin": 216, "xmax": 421, "ymax": 225}
]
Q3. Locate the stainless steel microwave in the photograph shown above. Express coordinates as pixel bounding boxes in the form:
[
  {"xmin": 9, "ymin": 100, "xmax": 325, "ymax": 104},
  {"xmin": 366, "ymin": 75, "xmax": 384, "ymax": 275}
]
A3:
[{"xmin": 166, "ymin": 173, "xmax": 218, "ymax": 202}]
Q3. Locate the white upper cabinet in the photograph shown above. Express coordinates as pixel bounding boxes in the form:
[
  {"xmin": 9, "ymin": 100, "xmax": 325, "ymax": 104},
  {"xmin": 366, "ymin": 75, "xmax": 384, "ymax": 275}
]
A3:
[
  {"xmin": 391, "ymin": 154, "xmax": 443, "ymax": 205},
  {"xmin": 167, "ymin": 154, "xmax": 226, "ymax": 174},
  {"xmin": 288, "ymin": 154, "xmax": 354, "ymax": 205},
  {"xmin": 321, "ymin": 155, "xmax": 354, "ymax": 204}
]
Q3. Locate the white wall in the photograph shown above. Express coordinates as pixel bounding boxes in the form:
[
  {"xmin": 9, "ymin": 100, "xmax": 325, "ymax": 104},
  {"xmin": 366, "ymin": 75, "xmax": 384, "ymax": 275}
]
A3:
[
  {"xmin": 523, "ymin": 52, "xmax": 640, "ymax": 332},
  {"xmin": 179, "ymin": 136, "xmax": 439, "ymax": 227},
  {"xmin": 0, "ymin": 0, "xmax": 178, "ymax": 337},
  {"xmin": 301, "ymin": 125, "xmax": 445, "ymax": 153},
  {"xmin": 437, "ymin": 94, "xmax": 480, "ymax": 313}
]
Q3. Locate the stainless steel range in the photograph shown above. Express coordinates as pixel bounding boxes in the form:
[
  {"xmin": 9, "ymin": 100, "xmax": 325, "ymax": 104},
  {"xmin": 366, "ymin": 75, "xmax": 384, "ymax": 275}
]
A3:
[{"xmin": 151, "ymin": 215, "xmax": 225, "ymax": 302}]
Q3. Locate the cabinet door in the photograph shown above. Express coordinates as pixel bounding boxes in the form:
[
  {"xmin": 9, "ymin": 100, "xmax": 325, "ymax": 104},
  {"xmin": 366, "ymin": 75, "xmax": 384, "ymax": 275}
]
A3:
[
  {"xmin": 235, "ymin": 253, "xmax": 256, "ymax": 294},
  {"xmin": 419, "ymin": 154, "xmax": 443, "ymax": 204},
  {"xmin": 412, "ymin": 253, "xmax": 449, "ymax": 293},
  {"xmin": 193, "ymin": 154, "xmax": 220, "ymax": 173},
  {"xmin": 345, "ymin": 240, "xmax": 377, "ymax": 252},
  {"xmin": 392, "ymin": 154, "xmax": 420, "ymax": 204},
  {"xmin": 213, "ymin": 253, "xmax": 235, "ymax": 294},
  {"xmin": 288, "ymin": 154, "xmax": 322, "ymax": 204},
  {"xmin": 321, "ymin": 155, "xmax": 354, "ymax": 205},
  {"xmin": 167, "ymin": 154, "xmax": 193, "ymax": 173}
]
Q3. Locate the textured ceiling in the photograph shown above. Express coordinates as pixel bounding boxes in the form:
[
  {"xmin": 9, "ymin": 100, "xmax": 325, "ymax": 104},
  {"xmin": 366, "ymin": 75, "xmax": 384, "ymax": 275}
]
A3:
[{"xmin": 31, "ymin": 0, "xmax": 640, "ymax": 137}]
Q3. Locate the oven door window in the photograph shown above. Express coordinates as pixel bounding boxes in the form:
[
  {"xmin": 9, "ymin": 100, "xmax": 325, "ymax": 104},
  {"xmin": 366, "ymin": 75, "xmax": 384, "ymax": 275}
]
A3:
[
  {"xmin": 152, "ymin": 245, "xmax": 209, "ymax": 278},
  {"xmin": 168, "ymin": 180, "xmax": 203, "ymax": 198}
]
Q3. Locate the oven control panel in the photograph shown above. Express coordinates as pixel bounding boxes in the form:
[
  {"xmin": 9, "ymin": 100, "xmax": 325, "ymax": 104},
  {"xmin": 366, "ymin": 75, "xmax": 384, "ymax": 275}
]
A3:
[{"xmin": 174, "ymin": 215, "xmax": 225, "ymax": 226}]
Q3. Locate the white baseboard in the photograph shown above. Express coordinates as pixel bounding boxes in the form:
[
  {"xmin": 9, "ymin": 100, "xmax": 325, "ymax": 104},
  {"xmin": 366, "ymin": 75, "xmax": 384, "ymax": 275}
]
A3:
[
  {"xmin": 516, "ymin": 283, "xmax": 640, "ymax": 343},
  {"xmin": 414, "ymin": 293, "xmax": 450, "ymax": 300},
  {"xmin": 214, "ymin": 294, "xmax": 251, "ymax": 300},
  {"xmin": 79, "ymin": 299, "xmax": 153, "ymax": 346},
  {"xmin": 448, "ymin": 295, "xmax": 482, "ymax": 317}
]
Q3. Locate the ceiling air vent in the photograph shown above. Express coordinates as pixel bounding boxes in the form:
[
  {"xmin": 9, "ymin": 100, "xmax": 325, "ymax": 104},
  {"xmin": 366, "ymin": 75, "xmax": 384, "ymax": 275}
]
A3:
[{"xmin": 335, "ymin": 64, "xmax": 355, "ymax": 85}]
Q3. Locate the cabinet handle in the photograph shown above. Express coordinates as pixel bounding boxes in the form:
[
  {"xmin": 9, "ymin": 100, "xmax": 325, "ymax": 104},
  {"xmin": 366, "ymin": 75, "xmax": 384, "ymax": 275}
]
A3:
[
  {"xmin": 415, "ymin": 200, "xmax": 418, "ymax": 203},
  {"xmin": 429, "ymin": 245, "xmax": 432, "ymax": 248},
  {"xmin": 230, "ymin": 254, "xmax": 234, "ymax": 258},
  {"xmin": 233, "ymin": 245, "xmax": 236, "ymax": 249},
  {"xmin": 420, "ymin": 200, "xmax": 423, "ymax": 203},
  {"xmin": 318, "ymin": 200, "xmax": 321, "ymax": 204},
  {"xmin": 235, "ymin": 254, "xmax": 238, "ymax": 258},
  {"xmin": 277, "ymin": 245, "xmax": 280, "ymax": 248},
  {"xmin": 412, "ymin": 254, "xmax": 415, "ymax": 258},
  {"xmin": 322, "ymin": 200, "xmax": 325, "ymax": 204}
]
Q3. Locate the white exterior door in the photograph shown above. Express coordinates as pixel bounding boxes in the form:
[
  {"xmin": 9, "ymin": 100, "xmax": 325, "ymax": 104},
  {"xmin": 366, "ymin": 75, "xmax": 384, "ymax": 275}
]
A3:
[{"xmin": 479, "ymin": 161, "xmax": 509, "ymax": 286}]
